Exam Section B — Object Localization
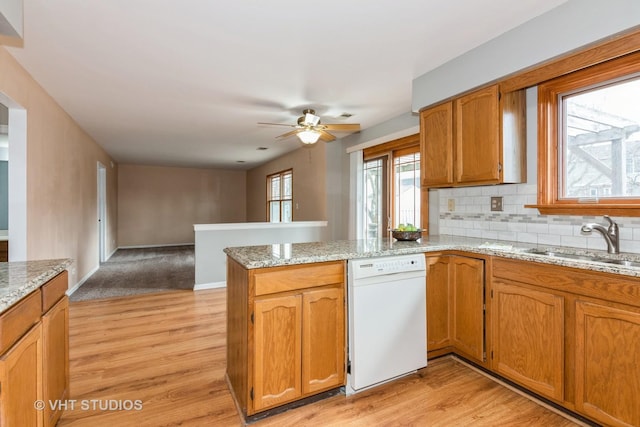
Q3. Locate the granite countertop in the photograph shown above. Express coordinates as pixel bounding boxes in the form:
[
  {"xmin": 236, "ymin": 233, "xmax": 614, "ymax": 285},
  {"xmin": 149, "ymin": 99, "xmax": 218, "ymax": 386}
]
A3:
[
  {"xmin": 224, "ymin": 235, "xmax": 640, "ymax": 279},
  {"xmin": 0, "ymin": 259, "xmax": 73, "ymax": 315}
]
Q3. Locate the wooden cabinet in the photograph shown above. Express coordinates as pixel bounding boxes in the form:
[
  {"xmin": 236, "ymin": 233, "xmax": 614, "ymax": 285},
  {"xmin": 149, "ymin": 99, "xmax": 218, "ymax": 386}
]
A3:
[
  {"xmin": 419, "ymin": 84, "xmax": 526, "ymax": 187},
  {"xmin": 0, "ymin": 270, "xmax": 68, "ymax": 427},
  {"xmin": 492, "ymin": 257, "xmax": 640, "ymax": 425},
  {"xmin": 253, "ymin": 294, "xmax": 302, "ymax": 411},
  {"xmin": 0, "ymin": 323, "xmax": 43, "ymax": 427},
  {"xmin": 42, "ymin": 296, "xmax": 69, "ymax": 427},
  {"xmin": 426, "ymin": 254, "xmax": 484, "ymax": 363},
  {"xmin": 227, "ymin": 259, "xmax": 345, "ymax": 418},
  {"xmin": 491, "ymin": 280, "xmax": 564, "ymax": 401},
  {"xmin": 253, "ymin": 283, "xmax": 344, "ymax": 412},
  {"xmin": 421, "ymin": 102, "xmax": 453, "ymax": 187},
  {"xmin": 575, "ymin": 301, "xmax": 640, "ymax": 427},
  {"xmin": 0, "ymin": 287, "xmax": 42, "ymax": 427},
  {"xmin": 455, "ymin": 86, "xmax": 501, "ymax": 183},
  {"xmin": 302, "ymin": 287, "xmax": 344, "ymax": 395},
  {"xmin": 0, "ymin": 240, "xmax": 7, "ymax": 262},
  {"xmin": 450, "ymin": 256, "xmax": 485, "ymax": 362},
  {"xmin": 426, "ymin": 256, "xmax": 451, "ymax": 353}
]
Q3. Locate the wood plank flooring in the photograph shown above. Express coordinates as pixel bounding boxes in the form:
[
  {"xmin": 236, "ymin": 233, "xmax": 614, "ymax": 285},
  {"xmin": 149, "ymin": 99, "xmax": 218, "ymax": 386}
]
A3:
[{"xmin": 58, "ymin": 289, "xmax": 583, "ymax": 426}]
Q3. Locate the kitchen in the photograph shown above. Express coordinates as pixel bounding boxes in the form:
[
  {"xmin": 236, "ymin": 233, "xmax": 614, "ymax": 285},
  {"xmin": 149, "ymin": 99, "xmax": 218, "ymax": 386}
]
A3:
[{"xmin": 2, "ymin": 0, "xmax": 640, "ymax": 426}]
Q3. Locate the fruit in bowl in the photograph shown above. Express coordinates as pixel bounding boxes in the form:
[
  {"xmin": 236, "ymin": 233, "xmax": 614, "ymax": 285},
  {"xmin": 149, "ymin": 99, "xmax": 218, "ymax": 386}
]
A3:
[{"xmin": 392, "ymin": 223, "xmax": 422, "ymax": 241}]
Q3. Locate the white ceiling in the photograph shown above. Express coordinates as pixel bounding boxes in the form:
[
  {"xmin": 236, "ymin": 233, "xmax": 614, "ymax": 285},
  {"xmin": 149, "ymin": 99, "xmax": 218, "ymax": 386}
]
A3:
[{"xmin": 7, "ymin": 0, "xmax": 568, "ymax": 169}]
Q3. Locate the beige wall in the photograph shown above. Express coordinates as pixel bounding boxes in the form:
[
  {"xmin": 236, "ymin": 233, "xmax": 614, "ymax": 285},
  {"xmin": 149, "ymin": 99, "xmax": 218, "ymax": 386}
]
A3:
[
  {"xmin": 118, "ymin": 164, "xmax": 246, "ymax": 247},
  {"xmin": 246, "ymin": 143, "xmax": 326, "ymax": 222},
  {"xmin": 0, "ymin": 47, "xmax": 118, "ymax": 288}
]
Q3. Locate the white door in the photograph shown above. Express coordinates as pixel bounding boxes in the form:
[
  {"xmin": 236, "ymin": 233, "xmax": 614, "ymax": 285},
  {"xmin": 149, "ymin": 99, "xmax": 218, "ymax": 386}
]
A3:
[{"xmin": 97, "ymin": 162, "xmax": 107, "ymax": 263}]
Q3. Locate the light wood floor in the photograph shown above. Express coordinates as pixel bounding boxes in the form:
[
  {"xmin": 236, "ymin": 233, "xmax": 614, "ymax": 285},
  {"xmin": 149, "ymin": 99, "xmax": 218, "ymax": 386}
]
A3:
[{"xmin": 58, "ymin": 289, "xmax": 583, "ymax": 427}]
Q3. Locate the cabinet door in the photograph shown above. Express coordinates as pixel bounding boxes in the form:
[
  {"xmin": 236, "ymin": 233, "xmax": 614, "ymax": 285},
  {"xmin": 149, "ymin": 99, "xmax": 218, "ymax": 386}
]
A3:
[
  {"xmin": 0, "ymin": 323, "xmax": 43, "ymax": 427},
  {"xmin": 450, "ymin": 256, "xmax": 484, "ymax": 362},
  {"xmin": 302, "ymin": 287, "xmax": 345, "ymax": 394},
  {"xmin": 455, "ymin": 85, "xmax": 500, "ymax": 184},
  {"xmin": 42, "ymin": 297, "xmax": 69, "ymax": 427},
  {"xmin": 492, "ymin": 281, "xmax": 564, "ymax": 401},
  {"xmin": 420, "ymin": 102, "xmax": 454, "ymax": 187},
  {"xmin": 426, "ymin": 256, "xmax": 451, "ymax": 352},
  {"xmin": 253, "ymin": 295, "xmax": 302, "ymax": 411},
  {"xmin": 575, "ymin": 301, "xmax": 640, "ymax": 427}
]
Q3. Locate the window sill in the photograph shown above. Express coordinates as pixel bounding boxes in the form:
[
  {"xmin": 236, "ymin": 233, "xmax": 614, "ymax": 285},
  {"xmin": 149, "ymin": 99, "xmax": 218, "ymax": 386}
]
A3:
[{"xmin": 526, "ymin": 204, "xmax": 640, "ymax": 217}]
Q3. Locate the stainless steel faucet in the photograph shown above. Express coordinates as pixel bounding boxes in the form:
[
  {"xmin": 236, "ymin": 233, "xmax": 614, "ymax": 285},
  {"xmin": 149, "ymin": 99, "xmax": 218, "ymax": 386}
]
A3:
[{"xmin": 581, "ymin": 215, "xmax": 620, "ymax": 254}]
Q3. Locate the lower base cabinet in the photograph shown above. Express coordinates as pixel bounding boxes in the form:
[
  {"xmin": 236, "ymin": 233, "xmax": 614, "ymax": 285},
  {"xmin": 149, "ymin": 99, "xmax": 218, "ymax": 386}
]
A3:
[
  {"xmin": 253, "ymin": 287, "xmax": 344, "ymax": 411},
  {"xmin": 575, "ymin": 300, "xmax": 640, "ymax": 427},
  {"xmin": 0, "ymin": 271, "xmax": 69, "ymax": 427},
  {"xmin": 492, "ymin": 258, "xmax": 640, "ymax": 426},
  {"xmin": 42, "ymin": 297, "xmax": 70, "ymax": 427},
  {"xmin": 426, "ymin": 254, "xmax": 485, "ymax": 363},
  {"xmin": 253, "ymin": 294, "xmax": 302, "ymax": 410},
  {"xmin": 0, "ymin": 323, "xmax": 43, "ymax": 427},
  {"xmin": 491, "ymin": 280, "xmax": 564, "ymax": 401},
  {"xmin": 227, "ymin": 259, "xmax": 346, "ymax": 418}
]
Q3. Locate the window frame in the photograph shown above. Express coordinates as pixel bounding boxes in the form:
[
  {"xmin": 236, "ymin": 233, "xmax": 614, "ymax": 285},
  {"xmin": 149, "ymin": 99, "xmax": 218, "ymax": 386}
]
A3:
[
  {"xmin": 266, "ymin": 169, "xmax": 293, "ymax": 222},
  {"xmin": 535, "ymin": 50, "xmax": 640, "ymax": 216}
]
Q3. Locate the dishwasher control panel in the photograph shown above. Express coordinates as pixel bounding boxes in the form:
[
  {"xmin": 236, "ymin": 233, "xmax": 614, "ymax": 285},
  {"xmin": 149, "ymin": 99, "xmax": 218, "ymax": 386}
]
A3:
[{"xmin": 349, "ymin": 254, "xmax": 425, "ymax": 280}]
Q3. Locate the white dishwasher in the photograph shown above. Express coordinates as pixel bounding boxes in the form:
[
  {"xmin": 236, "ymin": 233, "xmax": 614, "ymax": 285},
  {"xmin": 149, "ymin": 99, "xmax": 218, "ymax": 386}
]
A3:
[{"xmin": 347, "ymin": 254, "xmax": 427, "ymax": 395}]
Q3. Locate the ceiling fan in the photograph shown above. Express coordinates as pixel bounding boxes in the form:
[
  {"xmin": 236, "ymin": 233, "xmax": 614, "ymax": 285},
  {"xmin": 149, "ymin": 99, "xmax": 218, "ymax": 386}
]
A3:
[{"xmin": 258, "ymin": 109, "xmax": 360, "ymax": 144}]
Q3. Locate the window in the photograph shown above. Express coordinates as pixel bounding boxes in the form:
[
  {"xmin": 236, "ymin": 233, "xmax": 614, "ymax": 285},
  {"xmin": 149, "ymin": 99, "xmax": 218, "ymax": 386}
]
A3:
[
  {"xmin": 393, "ymin": 149, "xmax": 421, "ymax": 227},
  {"xmin": 362, "ymin": 134, "xmax": 422, "ymax": 238},
  {"xmin": 536, "ymin": 51, "xmax": 640, "ymax": 216},
  {"xmin": 267, "ymin": 169, "xmax": 292, "ymax": 222},
  {"xmin": 363, "ymin": 157, "xmax": 387, "ymax": 239}
]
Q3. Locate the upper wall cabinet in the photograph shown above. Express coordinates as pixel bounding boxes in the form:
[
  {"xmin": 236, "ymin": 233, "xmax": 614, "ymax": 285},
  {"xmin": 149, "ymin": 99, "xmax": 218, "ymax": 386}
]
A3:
[{"xmin": 420, "ymin": 84, "xmax": 526, "ymax": 187}]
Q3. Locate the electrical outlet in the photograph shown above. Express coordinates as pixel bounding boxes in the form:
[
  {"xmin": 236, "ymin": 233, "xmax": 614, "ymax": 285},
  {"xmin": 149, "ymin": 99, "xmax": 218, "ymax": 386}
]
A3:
[
  {"xmin": 491, "ymin": 196, "xmax": 503, "ymax": 211},
  {"xmin": 448, "ymin": 199, "xmax": 455, "ymax": 211}
]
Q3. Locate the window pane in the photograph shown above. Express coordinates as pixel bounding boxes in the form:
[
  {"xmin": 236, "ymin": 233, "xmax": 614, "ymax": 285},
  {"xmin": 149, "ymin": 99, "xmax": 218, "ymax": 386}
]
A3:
[
  {"xmin": 561, "ymin": 77, "xmax": 640, "ymax": 198},
  {"xmin": 394, "ymin": 153, "xmax": 420, "ymax": 228},
  {"xmin": 364, "ymin": 159, "xmax": 383, "ymax": 239},
  {"xmin": 283, "ymin": 172, "xmax": 292, "ymax": 198},
  {"xmin": 282, "ymin": 200, "xmax": 292, "ymax": 223},
  {"xmin": 271, "ymin": 176, "xmax": 281, "ymax": 199},
  {"xmin": 269, "ymin": 201, "xmax": 280, "ymax": 223}
]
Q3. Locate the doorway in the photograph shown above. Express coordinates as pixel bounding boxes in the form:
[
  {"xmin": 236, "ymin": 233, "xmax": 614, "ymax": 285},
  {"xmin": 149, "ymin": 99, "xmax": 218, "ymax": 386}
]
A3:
[
  {"xmin": 97, "ymin": 162, "xmax": 107, "ymax": 263},
  {"xmin": 0, "ymin": 93, "xmax": 27, "ymax": 261}
]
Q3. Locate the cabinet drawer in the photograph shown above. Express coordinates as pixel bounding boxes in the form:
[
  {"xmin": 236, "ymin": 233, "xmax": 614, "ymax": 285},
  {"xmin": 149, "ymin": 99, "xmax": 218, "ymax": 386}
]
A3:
[
  {"xmin": 42, "ymin": 271, "xmax": 68, "ymax": 313},
  {"xmin": 254, "ymin": 261, "xmax": 344, "ymax": 296},
  {"xmin": 0, "ymin": 290, "xmax": 41, "ymax": 355}
]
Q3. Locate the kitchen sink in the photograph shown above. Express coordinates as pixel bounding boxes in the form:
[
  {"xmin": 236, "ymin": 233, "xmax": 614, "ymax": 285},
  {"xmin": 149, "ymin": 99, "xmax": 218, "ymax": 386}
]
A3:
[
  {"xmin": 524, "ymin": 248, "xmax": 640, "ymax": 268},
  {"xmin": 599, "ymin": 259, "xmax": 640, "ymax": 268},
  {"xmin": 524, "ymin": 249, "xmax": 606, "ymax": 262}
]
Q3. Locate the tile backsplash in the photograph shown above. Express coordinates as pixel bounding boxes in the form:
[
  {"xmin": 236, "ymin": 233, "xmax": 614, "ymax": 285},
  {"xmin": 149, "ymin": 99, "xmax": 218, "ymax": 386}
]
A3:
[{"xmin": 433, "ymin": 183, "xmax": 640, "ymax": 254}]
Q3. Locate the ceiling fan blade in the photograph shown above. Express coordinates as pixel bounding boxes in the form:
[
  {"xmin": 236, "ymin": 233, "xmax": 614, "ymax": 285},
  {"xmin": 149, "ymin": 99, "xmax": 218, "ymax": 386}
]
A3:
[
  {"xmin": 276, "ymin": 129, "xmax": 301, "ymax": 139},
  {"xmin": 321, "ymin": 123, "xmax": 361, "ymax": 132},
  {"xmin": 258, "ymin": 122, "xmax": 297, "ymax": 127},
  {"xmin": 318, "ymin": 130, "xmax": 336, "ymax": 142}
]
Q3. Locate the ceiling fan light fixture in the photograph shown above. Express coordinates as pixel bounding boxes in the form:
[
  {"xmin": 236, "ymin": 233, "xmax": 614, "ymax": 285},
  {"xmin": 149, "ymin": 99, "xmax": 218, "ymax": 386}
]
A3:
[{"xmin": 297, "ymin": 130, "xmax": 321, "ymax": 144}]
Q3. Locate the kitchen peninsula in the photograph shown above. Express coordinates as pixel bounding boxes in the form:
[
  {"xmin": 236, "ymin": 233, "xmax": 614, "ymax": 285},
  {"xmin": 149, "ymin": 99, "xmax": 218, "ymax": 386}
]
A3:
[
  {"xmin": 225, "ymin": 236, "xmax": 640, "ymax": 426},
  {"xmin": 0, "ymin": 259, "xmax": 72, "ymax": 426}
]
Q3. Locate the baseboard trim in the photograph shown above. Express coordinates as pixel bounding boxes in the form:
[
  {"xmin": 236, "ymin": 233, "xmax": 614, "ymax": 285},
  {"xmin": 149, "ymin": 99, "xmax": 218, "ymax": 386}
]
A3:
[
  {"xmin": 194, "ymin": 281, "xmax": 226, "ymax": 290},
  {"xmin": 105, "ymin": 247, "xmax": 118, "ymax": 261},
  {"xmin": 66, "ymin": 265, "xmax": 99, "ymax": 296},
  {"xmin": 117, "ymin": 243, "xmax": 194, "ymax": 249}
]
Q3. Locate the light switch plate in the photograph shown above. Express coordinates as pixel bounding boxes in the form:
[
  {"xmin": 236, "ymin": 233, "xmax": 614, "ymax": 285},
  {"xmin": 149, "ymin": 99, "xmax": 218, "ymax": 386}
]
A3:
[
  {"xmin": 448, "ymin": 199, "xmax": 455, "ymax": 211},
  {"xmin": 491, "ymin": 196, "xmax": 503, "ymax": 212}
]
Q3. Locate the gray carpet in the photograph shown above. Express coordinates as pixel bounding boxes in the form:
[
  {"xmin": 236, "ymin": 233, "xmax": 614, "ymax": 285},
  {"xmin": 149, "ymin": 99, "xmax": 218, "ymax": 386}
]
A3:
[{"xmin": 70, "ymin": 245, "xmax": 195, "ymax": 301}]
